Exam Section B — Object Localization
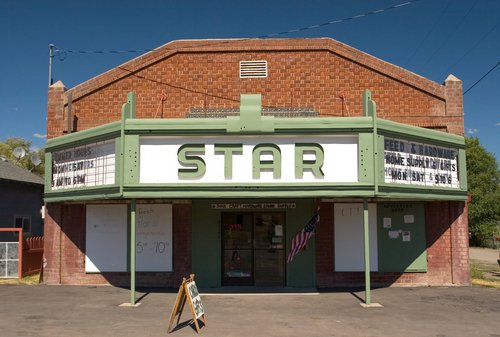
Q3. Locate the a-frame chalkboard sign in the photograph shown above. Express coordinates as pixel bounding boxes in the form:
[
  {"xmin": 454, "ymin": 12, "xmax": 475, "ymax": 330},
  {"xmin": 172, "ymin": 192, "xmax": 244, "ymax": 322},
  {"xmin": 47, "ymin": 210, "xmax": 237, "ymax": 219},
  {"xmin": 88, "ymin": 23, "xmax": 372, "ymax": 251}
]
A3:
[{"xmin": 168, "ymin": 274, "xmax": 206, "ymax": 334}]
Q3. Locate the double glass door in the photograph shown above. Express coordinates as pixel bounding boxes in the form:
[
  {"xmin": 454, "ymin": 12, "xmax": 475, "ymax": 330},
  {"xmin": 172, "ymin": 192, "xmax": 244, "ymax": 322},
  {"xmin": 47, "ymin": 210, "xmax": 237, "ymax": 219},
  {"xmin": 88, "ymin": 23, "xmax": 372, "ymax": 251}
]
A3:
[{"xmin": 222, "ymin": 212, "xmax": 285, "ymax": 286}]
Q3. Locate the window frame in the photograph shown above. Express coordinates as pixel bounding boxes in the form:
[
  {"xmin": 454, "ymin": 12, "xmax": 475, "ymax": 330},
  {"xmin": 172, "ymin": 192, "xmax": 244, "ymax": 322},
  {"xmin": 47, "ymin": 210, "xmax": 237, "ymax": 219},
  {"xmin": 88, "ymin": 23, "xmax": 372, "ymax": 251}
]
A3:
[{"xmin": 14, "ymin": 215, "xmax": 31, "ymax": 235}]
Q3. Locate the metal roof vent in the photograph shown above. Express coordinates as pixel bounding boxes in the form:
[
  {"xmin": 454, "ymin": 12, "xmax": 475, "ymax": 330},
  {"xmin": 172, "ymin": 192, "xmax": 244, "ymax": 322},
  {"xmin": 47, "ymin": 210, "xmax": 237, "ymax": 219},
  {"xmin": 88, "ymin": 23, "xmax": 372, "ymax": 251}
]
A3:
[{"xmin": 239, "ymin": 60, "xmax": 268, "ymax": 78}]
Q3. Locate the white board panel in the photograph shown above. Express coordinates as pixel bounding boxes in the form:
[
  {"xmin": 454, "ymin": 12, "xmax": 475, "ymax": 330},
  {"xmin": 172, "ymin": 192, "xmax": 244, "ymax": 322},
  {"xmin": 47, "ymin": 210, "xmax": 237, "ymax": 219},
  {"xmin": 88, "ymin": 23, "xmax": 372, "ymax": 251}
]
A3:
[
  {"xmin": 86, "ymin": 204, "xmax": 127, "ymax": 272},
  {"xmin": 334, "ymin": 203, "xmax": 378, "ymax": 272},
  {"xmin": 136, "ymin": 204, "xmax": 173, "ymax": 272},
  {"xmin": 140, "ymin": 135, "xmax": 358, "ymax": 183}
]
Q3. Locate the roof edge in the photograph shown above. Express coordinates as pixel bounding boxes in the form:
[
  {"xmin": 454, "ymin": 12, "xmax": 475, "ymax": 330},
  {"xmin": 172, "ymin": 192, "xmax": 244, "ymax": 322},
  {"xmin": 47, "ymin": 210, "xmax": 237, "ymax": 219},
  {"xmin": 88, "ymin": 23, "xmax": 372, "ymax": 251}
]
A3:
[{"xmin": 65, "ymin": 38, "xmax": 446, "ymax": 102}]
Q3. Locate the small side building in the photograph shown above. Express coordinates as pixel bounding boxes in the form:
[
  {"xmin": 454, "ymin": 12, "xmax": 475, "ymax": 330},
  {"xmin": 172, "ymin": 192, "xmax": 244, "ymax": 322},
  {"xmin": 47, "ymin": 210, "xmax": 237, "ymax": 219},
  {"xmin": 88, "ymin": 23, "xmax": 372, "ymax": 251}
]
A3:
[{"xmin": 0, "ymin": 157, "xmax": 44, "ymax": 237}]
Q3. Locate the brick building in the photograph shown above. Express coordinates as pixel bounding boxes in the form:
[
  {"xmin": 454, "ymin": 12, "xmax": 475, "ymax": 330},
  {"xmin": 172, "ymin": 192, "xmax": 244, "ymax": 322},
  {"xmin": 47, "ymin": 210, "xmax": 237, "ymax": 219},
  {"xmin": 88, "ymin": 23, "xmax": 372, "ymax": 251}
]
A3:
[{"xmin": 44, "ymin": 38, "xmax": 469, "ymax": 292}]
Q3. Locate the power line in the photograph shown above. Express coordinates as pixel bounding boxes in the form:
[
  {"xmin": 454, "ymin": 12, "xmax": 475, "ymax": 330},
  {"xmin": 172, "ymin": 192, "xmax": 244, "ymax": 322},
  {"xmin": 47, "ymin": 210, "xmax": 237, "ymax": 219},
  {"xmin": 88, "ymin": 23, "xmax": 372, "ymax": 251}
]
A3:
[
  {"xmin": 442, "ymin": 18, "xmax": 500, "ymax": 77},
  {"xmin": 53, "ymin": 48, "xmax": 154, "ymax": 62},
  {"xmin": 421, "ymin": 0, "xmax": 479, "ymax": 68},
  {"xmin": 117, "ymin": 66, "xmax": 240, "ymax": 104},
  {"xmin": 53, "ymin": 0, "xmax": 425, "ymax": 56},
  {"xmin": 258, "ymin": 0, "xmax": 424, "ymax": 38},
  {"xmin": 463, "ymin": 61, "xmax": 500, "ymax": 95},
  {"xmin": 404, "ymin": 0, "xmax": 451, "ymax": 66},
  {"xmin": 55, "ymin": 48, "xmax": 153, "ymax": 54}
]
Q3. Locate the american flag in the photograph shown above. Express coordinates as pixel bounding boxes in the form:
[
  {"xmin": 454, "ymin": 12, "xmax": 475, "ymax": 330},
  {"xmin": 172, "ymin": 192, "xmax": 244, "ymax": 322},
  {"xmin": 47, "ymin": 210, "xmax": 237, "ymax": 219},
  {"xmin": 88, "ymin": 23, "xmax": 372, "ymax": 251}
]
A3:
[{"xmin": 287, "ymin": 212, "xmax": 319, "ymax": 263}]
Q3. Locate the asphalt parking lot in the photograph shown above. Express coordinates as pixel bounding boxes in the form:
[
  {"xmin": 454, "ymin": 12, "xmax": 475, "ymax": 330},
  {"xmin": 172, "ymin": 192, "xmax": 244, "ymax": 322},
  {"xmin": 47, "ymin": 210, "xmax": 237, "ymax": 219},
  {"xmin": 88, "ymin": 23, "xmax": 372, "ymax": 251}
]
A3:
[{"xmin": 0, "ymin": 284, "xmax": 499, "ymax": 337}]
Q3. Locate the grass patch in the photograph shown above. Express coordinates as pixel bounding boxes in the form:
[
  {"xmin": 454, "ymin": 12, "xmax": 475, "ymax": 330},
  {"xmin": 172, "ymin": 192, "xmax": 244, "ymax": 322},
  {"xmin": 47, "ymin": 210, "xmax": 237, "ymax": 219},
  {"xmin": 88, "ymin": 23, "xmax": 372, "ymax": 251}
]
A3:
[
  {"xmin": 470, "ymin": 263, "xmax": 485, "ymax": 279},
  {"xmin": 470, "ymin": 262, "xmax": 500, "ymax": 288},
  {"xmin": 0, "ymin": 273, "xmax": 41, "ymax": 285},
  {"xmin": 472, "ymin": 279, "xmax": 500, "ymax": 289}
]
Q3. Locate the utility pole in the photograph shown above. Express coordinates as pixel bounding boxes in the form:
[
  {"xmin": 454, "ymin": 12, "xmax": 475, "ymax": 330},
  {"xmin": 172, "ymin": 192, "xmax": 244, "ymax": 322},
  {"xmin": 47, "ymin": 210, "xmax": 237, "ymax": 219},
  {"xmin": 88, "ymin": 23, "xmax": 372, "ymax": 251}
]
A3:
[{"xmin": 48, "ymin": 44, "xmax": 55, "ymax": 87}]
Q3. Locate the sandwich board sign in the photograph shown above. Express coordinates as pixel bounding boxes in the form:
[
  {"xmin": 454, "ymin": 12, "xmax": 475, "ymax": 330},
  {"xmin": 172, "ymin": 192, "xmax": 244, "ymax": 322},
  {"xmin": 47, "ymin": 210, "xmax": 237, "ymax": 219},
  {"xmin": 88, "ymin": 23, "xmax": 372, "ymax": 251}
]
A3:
[{"xmin": 168, "ymin": 274, "xmax": 206, "ymax": 333}]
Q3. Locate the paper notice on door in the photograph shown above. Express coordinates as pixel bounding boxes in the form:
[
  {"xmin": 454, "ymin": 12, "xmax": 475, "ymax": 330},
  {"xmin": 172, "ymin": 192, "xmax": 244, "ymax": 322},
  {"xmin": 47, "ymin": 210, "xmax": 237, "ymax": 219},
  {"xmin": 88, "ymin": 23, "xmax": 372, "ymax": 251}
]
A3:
[
  {"xmin": 388, "ymin": 230, "xmax": 400, "ymax": 239},
  {"xmin": 404, "ymin": 215, "xmax": 415, "ymax": 223},
  {"xmin": 274, "ymin": 225, "xmax": 283, "ymax": 237},
  {"xmin": 402, "ymin": 231, "xmax": 411, "ymax": 242},
  {"xmin": 383, "ymin": 217, "xmax": 392, "ymax": 228}
]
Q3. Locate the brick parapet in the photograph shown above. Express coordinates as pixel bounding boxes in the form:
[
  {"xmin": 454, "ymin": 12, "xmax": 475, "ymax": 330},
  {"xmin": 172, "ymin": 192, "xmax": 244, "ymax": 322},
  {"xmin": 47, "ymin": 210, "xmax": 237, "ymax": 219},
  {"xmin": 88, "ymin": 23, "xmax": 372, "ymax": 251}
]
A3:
[
  {"xmin": 48, "ymin": 51, "xmax": 459, "ymax": 140},
  {"xmin": 44, "ymin": 38, "xmax": 466, "ymax": 141},
  {"xmin": 444, "ymin": 75, "xmax": 465, "ymax": 135},
  {"xmin": 66, "ymin": 38, "xmax": 445, "ymax": 103},
  {"xmin": 47, "ymin": 81, "xmax": 67, "ymax": 140}
]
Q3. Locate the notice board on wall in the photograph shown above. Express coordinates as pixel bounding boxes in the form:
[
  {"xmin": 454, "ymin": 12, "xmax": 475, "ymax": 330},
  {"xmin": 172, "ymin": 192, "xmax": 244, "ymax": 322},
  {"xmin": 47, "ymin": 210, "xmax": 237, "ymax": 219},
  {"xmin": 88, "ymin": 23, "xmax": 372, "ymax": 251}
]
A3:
[
  {"xmin": 136, "ymin": 204, "xmax": 173, "ymax": 272},
  {"xmin": 377, "ymin": 203, "xmax": 427, "ymax": 272},
  {"xmin": 86, "ymin": 204, "xmax": 128, "ymax": 272}
]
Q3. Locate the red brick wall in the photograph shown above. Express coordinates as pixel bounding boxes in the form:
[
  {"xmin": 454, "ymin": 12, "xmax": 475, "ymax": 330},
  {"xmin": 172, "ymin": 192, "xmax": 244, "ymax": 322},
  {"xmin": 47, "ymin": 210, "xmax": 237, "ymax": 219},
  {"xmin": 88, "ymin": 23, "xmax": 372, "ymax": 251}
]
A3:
[
  {"xmin": 316, "ymin": 202, "xmax": 334, "ymax": 287},
  {"xmin": 47, "ymin": 81, "xmax": 66, "ymax": 137},
  {"xmin": 450, "ymin": 201, "xmax": 470, "ymax": 285},
  {"xmin": 43, "ymin": 204, "xmax": 62, "ymax": 284},
  {"xmin": 46, "ymin": 200, "xmax": 468, "ymax": 286},
  {"xmin": 314, "ymin": 201, "xmax": 470, "ymax": 287},
  {"xmin": 43, "ymin": 202, "xmax": 192, "ymax": 286},
  {"xmin": 47, "ymin": 38, "xmax": 464, "ymax": 139}
]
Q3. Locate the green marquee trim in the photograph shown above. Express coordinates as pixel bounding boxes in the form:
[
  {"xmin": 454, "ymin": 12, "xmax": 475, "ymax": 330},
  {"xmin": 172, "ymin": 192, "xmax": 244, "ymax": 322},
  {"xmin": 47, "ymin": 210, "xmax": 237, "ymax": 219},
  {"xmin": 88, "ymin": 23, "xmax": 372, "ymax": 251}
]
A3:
[
  {"xmin": 44, "ymin": 185, "xmax": 121, "ymax": 201},
  {"xmin": 378, "ymin": 119, "xmax": 465, "ymax": 147},
  {"xmin": 45, "ymin": 121, "xmax": 121, "ymax": 151},
  {"xmin": 44, "ymin": 91, "xmax": 468, "ymax": 203}
]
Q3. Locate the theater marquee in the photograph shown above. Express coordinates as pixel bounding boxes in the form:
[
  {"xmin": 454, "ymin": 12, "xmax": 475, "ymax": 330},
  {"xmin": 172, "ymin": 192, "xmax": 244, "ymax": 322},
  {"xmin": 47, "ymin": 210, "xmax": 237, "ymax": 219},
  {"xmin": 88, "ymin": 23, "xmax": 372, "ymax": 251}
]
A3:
[
  {"xmin": 51, "ymin": 140, "xmax": 116, "ymax": 190},
  {"xmin": 139, "ymin": 135, "xmax": 359, "ymax": 184},
  {"xmin": 383, "ymin": 137, "xmax": 459, "ymax": 188}
]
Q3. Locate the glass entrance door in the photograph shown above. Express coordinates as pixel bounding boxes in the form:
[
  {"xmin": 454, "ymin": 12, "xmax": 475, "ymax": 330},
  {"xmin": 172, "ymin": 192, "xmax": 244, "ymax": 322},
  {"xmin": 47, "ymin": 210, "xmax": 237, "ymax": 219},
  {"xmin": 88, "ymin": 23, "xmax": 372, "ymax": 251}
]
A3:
[
  {"xmin": 222, "ymin": 213, "xmax": 253, "ymax": 286},
  {"xmin": 222, "ymin": 212, "xmax": 285, "ymax": 286},
  {"xmin": 254, "ymin": 213, "xmax": 285, "ymax": 286}
]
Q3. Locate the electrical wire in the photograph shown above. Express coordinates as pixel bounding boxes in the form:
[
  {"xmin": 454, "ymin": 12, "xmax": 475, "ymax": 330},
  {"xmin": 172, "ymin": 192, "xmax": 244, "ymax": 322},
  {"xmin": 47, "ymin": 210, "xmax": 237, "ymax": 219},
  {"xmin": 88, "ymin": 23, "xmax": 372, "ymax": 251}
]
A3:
[
  {"xmin": 442, "ymin": 18, "xmax": 500, "ymax": 78},
  {"xmin": 55, "ymin": 48, "xmax": 153, "ymax": 54},
  {"xmin": 421, "ymin": 0, "xmax": 479, "ymax": 68},
  {"xmin": 463, "ymin": 61, "xmax": 500, "ymax": 95},
  {"xmin": 53, "ymin": 0, "xmax": 425, "ymax": 56},
  {"xmin": 404, "ymin": 0, "xmax": 451, "ymax": 66},
  {"xmin": 53, "ymin": 0, "xmax": 459, "ymax": 115},
  {"xmin": 117, "ymin": 66, "xmax": 240, "ymax": 104},
  {"xmin": 258, "ymin": 0, "xmax": 424, "ymax": 38}
]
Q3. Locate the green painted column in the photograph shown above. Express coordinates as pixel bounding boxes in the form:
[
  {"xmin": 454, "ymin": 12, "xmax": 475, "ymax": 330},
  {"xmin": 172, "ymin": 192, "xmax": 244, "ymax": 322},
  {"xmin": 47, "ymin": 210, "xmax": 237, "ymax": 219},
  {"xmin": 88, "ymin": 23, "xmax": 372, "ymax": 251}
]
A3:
[
  {"xmin": 130, "ymin": 199, "xmax": 136, "ymax": 305},
  {"xmin": 120, "ymin": 92, "xmax": 136, "ymax": 196},
  {"xmin": 363, "ymin": 199, "xmax": 371, "ymax": 305},
  {"xmin": 363, "ymin": 89, "xmax": 379, "ymax": 195}
]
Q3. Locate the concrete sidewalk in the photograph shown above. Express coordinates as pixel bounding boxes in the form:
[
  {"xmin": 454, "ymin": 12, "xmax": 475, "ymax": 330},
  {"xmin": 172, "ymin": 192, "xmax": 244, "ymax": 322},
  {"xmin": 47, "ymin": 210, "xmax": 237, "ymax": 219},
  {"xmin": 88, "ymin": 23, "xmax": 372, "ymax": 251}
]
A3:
[
  {"xmin": 470, "ymin": 246, "xmax": 500, "ymax": 265},
  {"xmin": 0, "ymin": 285, "xmax": 499, "ymax": 337},
  {"xmin": 470, "ymin": 247, "xmax": 500, "ymax": 281}
]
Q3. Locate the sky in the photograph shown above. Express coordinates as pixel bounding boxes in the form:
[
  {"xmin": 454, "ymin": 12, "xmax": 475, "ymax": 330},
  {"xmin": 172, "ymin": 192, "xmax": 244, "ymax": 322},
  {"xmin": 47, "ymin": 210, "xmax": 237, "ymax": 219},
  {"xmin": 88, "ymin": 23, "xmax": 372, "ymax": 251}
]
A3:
[{"xmin": 1, "ymin": 0, "xmax": 499, "ymax": 160}]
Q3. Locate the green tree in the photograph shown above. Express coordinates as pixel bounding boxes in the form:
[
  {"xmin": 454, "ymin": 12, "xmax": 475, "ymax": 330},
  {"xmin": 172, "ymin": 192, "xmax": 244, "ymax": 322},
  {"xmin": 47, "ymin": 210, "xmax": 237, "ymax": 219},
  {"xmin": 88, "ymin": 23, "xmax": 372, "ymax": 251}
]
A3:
[
  {"xmin": 0, "ymin": 137, "xmax": 44, "ymax": 176},
  {"xmin": 465, "ymin": 137, "xmax": 500, "ymax": 246}
]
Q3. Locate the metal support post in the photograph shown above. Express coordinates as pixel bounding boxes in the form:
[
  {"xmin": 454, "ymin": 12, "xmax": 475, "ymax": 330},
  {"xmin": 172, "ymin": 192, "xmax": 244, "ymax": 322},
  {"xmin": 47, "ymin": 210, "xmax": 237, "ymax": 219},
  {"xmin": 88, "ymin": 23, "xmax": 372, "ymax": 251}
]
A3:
[
  {"xmin": 130, "ymin": 199, "xmax": 136, "ymax": 305},
  {"xmin": 363, "ymin": 199, "xmax": 371, "ymax": 305},
  {"xmin": 48, "ymin": 44, "xmax": 55, "ymax": 87}
]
